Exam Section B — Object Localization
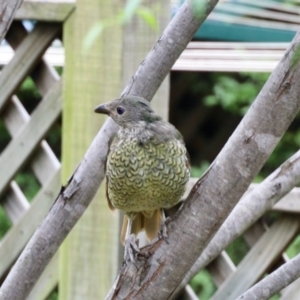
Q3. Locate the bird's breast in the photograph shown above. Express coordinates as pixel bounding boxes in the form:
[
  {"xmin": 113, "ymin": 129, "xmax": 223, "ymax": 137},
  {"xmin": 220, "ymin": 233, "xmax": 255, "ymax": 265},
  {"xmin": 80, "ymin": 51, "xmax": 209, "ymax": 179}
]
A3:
[{"xmin": 106, "ymin": 137, "xmax": 190, "ymax": 213}]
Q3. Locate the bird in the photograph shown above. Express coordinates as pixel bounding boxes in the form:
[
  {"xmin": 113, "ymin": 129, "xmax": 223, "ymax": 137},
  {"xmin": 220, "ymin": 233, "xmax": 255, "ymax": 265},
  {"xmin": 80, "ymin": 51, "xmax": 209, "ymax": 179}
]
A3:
[{"xmin": 95, "ymin": 95, "xmax": 190, "ymax": 251}]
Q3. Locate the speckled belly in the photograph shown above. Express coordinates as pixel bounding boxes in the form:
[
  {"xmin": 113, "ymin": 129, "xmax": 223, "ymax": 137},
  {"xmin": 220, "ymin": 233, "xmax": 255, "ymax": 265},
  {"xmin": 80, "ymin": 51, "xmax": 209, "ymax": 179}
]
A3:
[{"xmin": 106, "ymin": 138, "xmax": 190, "ymax": 214}]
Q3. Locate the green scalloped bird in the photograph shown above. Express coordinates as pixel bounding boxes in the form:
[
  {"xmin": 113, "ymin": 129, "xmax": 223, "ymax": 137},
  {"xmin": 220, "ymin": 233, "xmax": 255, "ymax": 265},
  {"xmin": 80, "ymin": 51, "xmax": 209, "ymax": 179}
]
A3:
[{"xmin": 95, "ymin": 95, "xmax": 190, "ymax": 245}]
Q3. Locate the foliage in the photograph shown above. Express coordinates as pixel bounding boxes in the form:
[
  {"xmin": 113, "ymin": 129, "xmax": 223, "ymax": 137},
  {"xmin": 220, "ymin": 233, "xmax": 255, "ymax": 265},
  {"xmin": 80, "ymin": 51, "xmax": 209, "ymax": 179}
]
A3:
[
  {"xmin": 193, "ymin": 72, "xmax": 300, "ymax": 179},
  {"xmin": 270, "ymin": 293, "xmax": 280, "ymax": 300},
  {"xmin": 190, "ymin": 0, "xmax": 206, "ymax": 18},
  {"xmin": 16, "ymin": 76, "xmax": 41, "ymax": 114},
  {"xmin": 0, "ymin": 206, "xmax": 11, "ymax": 239},
  {"xmin": 82, "ymin": 0, "xmax": 158, "ymax": 52},
  {"xmin": 14, "ymin": 171, "xmax": 41, "ymax": 201},
  {"xmin": 46, "ymin": 289, "xmax": 58, "ymax": 300},
  {"xmin": 204, "ymin": 73, "xmax": 269, "ymax": 115},
  {"xmin": 191, "ymin": 161, "xmax": 210, "ymax": 178},
  {"xmin": 0, "ymin": 118, "xmax": 10, "ymax": 153},
  {"xmin": 225, "ymin": 236, "xmax": 250, "ymax": 265},
  {"xmin": 286, "ymin": 235, "xmax": 300, "ymax": 259},
  {"xmin": 190, "ymin": 269, "xmax": 216, "ymax": 299}
]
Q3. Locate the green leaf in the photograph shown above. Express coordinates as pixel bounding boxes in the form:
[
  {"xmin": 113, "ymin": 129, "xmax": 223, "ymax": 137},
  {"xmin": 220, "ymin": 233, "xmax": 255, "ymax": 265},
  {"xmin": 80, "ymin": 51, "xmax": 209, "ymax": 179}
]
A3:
[
  {"xmin": 82, "ymin": 17, "xmax": 120, "ymax": 53},
  {"xmin": 82, "ymin": 22, "xmax": 104, "ymax": 53},
  {"xmin": 204, "ymin": 95, "xmax": 218, "ymax": 106},
  {"xmin": 190, "ymin": 0, "xmax": 206, "ymax": 18},
  {"xmin": 191, "ymin": 161, "xmax": 210, "ymax": 177},
  {"xmin": 123, "ymin": 0, "xmax": 142, "ymax": 23},
  {"xmin": 136, "ymin": 6, "xmax": 158, "ymax": 30}
]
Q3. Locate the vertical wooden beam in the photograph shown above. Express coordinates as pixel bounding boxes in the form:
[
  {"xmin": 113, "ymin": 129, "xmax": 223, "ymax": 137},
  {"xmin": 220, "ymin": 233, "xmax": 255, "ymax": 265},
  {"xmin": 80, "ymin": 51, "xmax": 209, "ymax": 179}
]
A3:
[{"xmin": 59, "ymin": 1, "xmax": 122, "ymax": 298}]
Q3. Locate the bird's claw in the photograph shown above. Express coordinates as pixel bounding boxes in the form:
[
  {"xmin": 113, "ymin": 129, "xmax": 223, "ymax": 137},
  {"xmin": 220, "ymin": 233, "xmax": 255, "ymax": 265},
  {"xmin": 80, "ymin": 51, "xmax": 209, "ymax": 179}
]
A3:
[
  {"xmin": 124, "ymin": 234, "xmax": 140, "ymax": 263},
  {"xmin": 158, "ymin": 219, "xmax": 169, "ymax": 243}
]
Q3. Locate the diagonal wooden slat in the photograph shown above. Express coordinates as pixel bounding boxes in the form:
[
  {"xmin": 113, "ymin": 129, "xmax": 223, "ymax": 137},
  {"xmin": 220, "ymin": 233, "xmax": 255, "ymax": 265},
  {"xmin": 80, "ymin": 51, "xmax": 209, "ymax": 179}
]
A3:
[
  {"xmin": 0, "ymin": 169, "xmax": 60, "ymax": 279},
  {"xmin": 242, "ymin": 221, "xmax": 266, "ymax": 247},
  {"xmin": 211, "ymin": 215, "xmax": 300, "ymax": 300},
  {"xmin": 1, "ymin": 182, "xmax": 29, "ymax": 224},
  {"xmin": 30, "ymin": 141, "xmax": 61, "ymax": 185},
  {"xmin": 281, "ymin": 276, "xmax": 300, "ymax": 299},
  {"xmin": 0, "ymin": 81, "xmax": 62, "ymax": 197},
  {"xmin": 2, "ymin": 95, "xmax": 60, "ymax": 185},
  {"xmin": 2, "ymin": 95, "xmax": 30, "ymax": 137},
  {"xmin": 207, "ymin": 251, "xmax": 236, "ymax": 287},
  {"xmin": 0, "ymin": 22, "xmax": 61, "ymax": 113},
  {"xmin": 181, "ymin": 285, "xmax": 199, "ymax": 300},
  {"xmin": 0, "ymin": 96, "xmax": 32, "ymax": 222},
  {"xmin": 5, "ymin": 21, "xmax": 60, "ymax": 96}
]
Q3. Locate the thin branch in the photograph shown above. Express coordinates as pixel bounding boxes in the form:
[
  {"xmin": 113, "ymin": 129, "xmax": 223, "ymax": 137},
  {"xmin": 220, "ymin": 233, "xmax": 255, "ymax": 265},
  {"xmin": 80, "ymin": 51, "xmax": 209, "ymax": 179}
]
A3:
[
  {"xmin": 172, "ymin": 148, "xmax": 300, "ymax": 297},
  {"xmin": 105, "ymin": 31, "xmax": 300, "ymax": 299},
  {"xmin": 0, "ymin": 0, "xmax": 23, "ymax": 43},
  {"xmin": 237, "ymin": 254, "xmax": 300, "ymax": 300},
  {"xmin": 0, "ymin": 1, "xmax": 220, "ymax": 299}
]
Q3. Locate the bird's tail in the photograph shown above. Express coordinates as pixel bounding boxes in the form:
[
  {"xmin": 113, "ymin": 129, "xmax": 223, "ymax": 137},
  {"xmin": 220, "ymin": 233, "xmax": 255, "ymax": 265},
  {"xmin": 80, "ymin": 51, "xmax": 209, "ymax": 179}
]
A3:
[{"xmin": 120, "ymin": 209, "xmax": 162, "ymax": 245}]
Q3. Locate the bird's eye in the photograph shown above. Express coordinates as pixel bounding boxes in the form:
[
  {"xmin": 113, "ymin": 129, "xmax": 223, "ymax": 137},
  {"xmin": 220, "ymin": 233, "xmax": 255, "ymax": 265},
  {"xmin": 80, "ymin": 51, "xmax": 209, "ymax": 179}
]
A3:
[{"xmin": 117, "ymin": 107, "xmax": 125, "ymax": 115}]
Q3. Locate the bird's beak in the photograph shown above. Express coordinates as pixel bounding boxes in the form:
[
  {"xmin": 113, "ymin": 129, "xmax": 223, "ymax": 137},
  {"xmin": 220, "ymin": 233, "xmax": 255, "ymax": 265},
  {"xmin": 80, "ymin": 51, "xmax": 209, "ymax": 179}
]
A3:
[{"xmin": 94, "ymin": 103, "xmax": 110, "ymax": 115}]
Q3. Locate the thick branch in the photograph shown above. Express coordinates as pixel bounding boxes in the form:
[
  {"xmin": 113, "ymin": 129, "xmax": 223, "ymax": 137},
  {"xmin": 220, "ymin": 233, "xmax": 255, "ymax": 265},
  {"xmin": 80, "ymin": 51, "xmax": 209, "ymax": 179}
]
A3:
[
  {"xmin": 0, "ymin": 1, "xmax": 219, "ymax": 299},
  {"xmin": 0, "ymin": 0, "xmax": 23, "ymax": 43},
  {"xmin": 237, "ymin": 254, "xmax": 300, "ymax": 300},
  {"xmin": 172, "ymin": 149, "xmax": 300, "ymax": 297},
  {"xmin": 106, "ymin": 32, "xmax": 300, "ymax": 299}
]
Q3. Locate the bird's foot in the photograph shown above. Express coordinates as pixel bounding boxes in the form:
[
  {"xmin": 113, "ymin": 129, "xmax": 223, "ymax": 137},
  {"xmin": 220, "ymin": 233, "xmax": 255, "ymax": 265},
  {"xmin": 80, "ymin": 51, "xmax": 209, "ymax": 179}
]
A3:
[
  {"xmin": 158, "ymin": 219, "xmax": 169, "ymax": 243},
  {"xmin": 124, "ymin": 234, "xmax": 140, "ymax": 263}
]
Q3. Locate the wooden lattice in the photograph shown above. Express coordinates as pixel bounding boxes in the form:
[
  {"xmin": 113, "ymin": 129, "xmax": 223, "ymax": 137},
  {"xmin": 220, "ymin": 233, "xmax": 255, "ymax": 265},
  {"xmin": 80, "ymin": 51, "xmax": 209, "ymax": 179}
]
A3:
[
  {"xmin": 0, "ymin": 20, "xmax": 62, "ymax": 298},
  {"xmin": 182, "ymin": 179, "xmax": 300, "ymax": 299}
]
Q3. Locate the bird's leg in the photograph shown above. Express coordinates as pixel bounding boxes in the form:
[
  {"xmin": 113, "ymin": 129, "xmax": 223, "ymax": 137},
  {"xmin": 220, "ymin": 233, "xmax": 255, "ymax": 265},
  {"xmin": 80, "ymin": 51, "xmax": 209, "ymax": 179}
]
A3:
[
  {"xmin": 158, "ymin": 209, "xmax": 169, "ymax": 242},
  {"xmin": 124, "ymin": 218, "xmax": 140, "ymax": 262},
  {"xmin": 125, "ymin": 217, "xmax": 133, "ymax": 238}
]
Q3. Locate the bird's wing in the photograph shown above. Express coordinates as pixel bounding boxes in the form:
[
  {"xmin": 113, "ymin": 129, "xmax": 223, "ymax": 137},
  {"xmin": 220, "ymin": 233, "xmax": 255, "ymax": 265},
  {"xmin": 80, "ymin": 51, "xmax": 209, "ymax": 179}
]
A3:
[
  {"xmin": 105, "ymin": 177, "xmax": 115, "ymax": 211},
  {"xmin": 105, "ymin": 133, "xmax": 117, "ymax": 211},
  {"xmin": 148, "ymin": 120, "xmax": 184, "ymax": 142}
]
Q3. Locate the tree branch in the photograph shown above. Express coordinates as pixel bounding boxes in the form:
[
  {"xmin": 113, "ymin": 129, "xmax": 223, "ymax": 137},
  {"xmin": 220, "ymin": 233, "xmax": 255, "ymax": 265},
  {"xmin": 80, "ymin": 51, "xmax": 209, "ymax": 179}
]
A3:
[
  {"xmin": 0, "ymin": 1, "xmax": 220, "ymax": 299},
  {"xmin": 172, "ymin": 148, "xmax": 300, "ymax": 297},
  {"xmin": 0, "ymin": 0, "xmax": 23, "ymax": 43},
  {"xmin": 106, "ymin": 32, "xmax": 300, "ymax": 299},
  {"xmin": 237, "ymin": 253, "xmax": 300, "ymax": 300}
]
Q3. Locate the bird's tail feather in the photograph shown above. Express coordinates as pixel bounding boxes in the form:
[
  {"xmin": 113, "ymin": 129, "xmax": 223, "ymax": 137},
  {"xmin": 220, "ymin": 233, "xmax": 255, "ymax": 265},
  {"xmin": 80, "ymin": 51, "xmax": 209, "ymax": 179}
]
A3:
[
  {"xmin": 120, "ymin": 210, "xmax": 162, "ymax": 245},
  {"xmin": 144, "ymin": 209, "xmax": 162, "ymax": 241}
]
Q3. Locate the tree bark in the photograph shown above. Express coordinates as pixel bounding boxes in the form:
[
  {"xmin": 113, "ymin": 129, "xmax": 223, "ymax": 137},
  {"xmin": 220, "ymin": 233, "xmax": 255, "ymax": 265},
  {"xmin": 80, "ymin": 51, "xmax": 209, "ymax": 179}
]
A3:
[
  {"xmin": 0, "ymin": 0, "xmax": 23, "ymax": 43},
  {"xmin": 0, "ymin": 1, "xmax": 219, "ymax": 299},
  {"xmin": 172, "ymin": 149, "xmax": 300, "ymax": 297},
  {"xmin": 106, "ymin": 32, "xmax": 300, "ymax": 299},
  {"xmin": 236, "ymin": 253, "xmax": 300, "ymax": 300}
]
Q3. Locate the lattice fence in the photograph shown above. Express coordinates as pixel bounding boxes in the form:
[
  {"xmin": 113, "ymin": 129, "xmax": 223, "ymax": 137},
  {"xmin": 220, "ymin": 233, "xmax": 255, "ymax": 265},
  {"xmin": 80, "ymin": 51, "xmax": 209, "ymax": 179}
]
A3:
[
  {"xmin": 0, "ymin": 19, "xmax": 63, "ymax": 299},
  {"xmin": 180, "ymin": 179, "xmax": 300, "ymax": 300}
]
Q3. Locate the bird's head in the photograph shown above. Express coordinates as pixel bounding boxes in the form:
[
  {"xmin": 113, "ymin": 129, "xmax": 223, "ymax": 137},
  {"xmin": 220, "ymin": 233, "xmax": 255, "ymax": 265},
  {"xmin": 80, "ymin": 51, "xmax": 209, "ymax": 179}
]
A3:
[{"xmin": 94, "ymin": 96, "xmax": 161, "ymax": 127}]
